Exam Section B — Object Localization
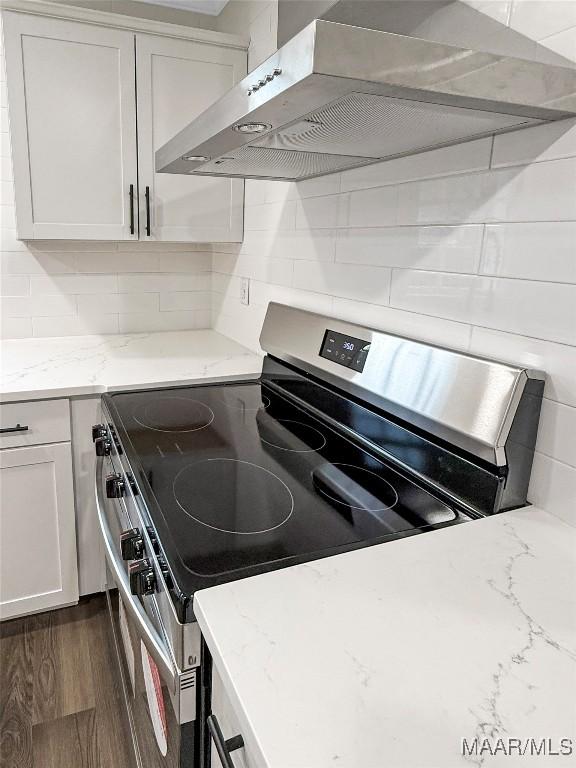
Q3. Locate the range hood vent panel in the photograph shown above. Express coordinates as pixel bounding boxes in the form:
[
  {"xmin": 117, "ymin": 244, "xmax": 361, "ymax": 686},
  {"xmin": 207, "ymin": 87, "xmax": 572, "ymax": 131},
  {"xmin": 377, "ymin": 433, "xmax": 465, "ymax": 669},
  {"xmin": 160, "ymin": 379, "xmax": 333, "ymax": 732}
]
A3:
[
  {"xmin": 252, "ymin": 92, "xmax": 540, "ymax": 161},
  {"xmin": 195, "ymin": 145, "xmax": 372, "ymax": 179},
  {"xmin": 156, "ymin": 3, "xmax": 576, "ymax": 182}
]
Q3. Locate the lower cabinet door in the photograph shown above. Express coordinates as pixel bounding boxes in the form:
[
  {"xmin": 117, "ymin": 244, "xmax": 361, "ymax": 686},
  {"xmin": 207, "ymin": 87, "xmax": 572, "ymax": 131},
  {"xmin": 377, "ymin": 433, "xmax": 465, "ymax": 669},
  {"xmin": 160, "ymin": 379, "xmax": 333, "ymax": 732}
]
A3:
[
  {"xmin": 210, "ymin": 664, "xmax": 250, "ymax": 768},
  {"xmin": 0, "ymin": 442, "xmax": 79, "ymax": 620}
]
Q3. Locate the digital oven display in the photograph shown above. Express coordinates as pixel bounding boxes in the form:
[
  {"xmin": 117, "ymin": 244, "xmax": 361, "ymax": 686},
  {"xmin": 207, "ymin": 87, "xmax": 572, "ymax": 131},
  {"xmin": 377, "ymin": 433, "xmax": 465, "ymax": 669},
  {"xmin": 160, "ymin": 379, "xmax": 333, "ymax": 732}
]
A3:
[{"xmin": 319, "ymin": 329, "xmax": 371, "ymax": 372}]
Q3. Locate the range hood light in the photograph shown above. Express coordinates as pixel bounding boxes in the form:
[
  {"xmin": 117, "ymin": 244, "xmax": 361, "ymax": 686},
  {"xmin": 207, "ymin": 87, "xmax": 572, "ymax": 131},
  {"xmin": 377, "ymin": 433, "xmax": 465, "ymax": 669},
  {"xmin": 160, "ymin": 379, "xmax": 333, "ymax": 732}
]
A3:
[
  {"xmin": 182, "ymin": 154, "xmax": 209, "ymax": 162},
  {"xmin": 232, "ymin": 122, "xmax": 271, "ymax": 134}
]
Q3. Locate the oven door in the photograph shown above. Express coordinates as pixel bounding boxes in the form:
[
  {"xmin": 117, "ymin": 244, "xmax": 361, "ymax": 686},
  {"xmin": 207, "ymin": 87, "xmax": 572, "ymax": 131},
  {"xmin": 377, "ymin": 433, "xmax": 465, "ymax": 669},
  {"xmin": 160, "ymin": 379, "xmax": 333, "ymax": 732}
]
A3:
[{"xmin": 95, "ymin": 456, "xmax": 197, "ymax": 768}]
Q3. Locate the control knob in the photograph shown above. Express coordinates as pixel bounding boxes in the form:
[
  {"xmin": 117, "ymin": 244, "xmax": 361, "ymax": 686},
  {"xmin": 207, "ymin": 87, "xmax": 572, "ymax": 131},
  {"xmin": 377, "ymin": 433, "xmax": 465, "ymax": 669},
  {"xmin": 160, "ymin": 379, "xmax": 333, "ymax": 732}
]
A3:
[
  {"xmin": 105, "ymin": 473, "xmax": 125, "ymax": 499},
  {"xmin": 95, "ymin": 437, "xmax": 111, "ymax": 457},
  {"xmin": 129, "ymin": 559, "xmax": 156, "ymax": 597},
  {"xmin": 91, "ymin": 423, "xmax": 107, "ymax": 442},
  {"xmin": 120, "ymin": 528, "xmax": 144, "ymax": 561}
]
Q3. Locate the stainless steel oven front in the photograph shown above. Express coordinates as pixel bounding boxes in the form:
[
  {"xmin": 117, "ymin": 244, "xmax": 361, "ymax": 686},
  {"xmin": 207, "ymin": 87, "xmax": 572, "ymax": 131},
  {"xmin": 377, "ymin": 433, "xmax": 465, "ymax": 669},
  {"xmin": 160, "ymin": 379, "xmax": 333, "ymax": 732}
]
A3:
[{"xmin": 94, "ymin": 417, "xmax": 203, "ymax": 768}]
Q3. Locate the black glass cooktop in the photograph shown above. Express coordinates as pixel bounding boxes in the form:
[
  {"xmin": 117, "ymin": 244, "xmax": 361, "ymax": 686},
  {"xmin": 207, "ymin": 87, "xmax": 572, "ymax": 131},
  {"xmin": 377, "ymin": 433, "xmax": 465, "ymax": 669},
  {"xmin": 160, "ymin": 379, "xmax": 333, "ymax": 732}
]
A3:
[{"xmin": 106, "ymin": 381, "xmax": 459, "ymax": 604}]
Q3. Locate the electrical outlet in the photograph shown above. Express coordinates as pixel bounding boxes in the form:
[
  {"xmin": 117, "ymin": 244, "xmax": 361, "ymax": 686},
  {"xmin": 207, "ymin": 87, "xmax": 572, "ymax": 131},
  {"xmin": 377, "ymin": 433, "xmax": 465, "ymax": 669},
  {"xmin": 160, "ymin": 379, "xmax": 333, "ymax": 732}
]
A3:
[{"xmin": 240, "ymin": 277, "xmax": 250, "ymax": 306}]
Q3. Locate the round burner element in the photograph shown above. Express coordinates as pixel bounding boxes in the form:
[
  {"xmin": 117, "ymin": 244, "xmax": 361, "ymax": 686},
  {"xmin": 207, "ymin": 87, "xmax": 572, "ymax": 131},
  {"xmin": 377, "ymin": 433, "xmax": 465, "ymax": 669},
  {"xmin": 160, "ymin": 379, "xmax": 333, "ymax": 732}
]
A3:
[
  {"xmin": 260, "ymin": 420, "xmax": 327, "ymax": 453},
  {"xmin": 174, "ymin": 459, "xmax": 294, "ymax": 535},
  {"xmin": 134, "ymin": 397, "xmax": 214, "ymax": 433},
  {"xmin": 312, "ymin": 463, "xmax": 398, "ymax": 512}
]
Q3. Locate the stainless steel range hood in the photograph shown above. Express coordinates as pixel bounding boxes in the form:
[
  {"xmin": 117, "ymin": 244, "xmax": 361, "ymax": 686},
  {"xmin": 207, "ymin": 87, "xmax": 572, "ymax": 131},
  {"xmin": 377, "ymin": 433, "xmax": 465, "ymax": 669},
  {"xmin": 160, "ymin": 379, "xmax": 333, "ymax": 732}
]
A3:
[{"xmin": 156, "ymin": 0, "xmax": 576, "ymax": 182}]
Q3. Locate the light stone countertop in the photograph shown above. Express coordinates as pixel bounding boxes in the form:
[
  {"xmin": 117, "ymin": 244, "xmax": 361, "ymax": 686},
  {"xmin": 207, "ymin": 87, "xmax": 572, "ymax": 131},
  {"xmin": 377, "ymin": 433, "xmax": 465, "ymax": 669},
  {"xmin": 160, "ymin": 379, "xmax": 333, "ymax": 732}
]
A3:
[
  {"xmin": 195, "ymin": 506, "xmax": 576, "ymax": 768},
  {"xmin": 0, "ymin": 330, "xmax": 263, "ymax": 402}
]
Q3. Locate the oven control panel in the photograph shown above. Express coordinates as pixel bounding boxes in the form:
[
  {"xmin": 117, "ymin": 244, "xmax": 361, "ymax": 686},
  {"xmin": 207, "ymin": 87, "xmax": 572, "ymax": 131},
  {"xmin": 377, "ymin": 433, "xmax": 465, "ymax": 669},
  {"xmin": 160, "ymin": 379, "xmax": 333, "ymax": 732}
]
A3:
[{"xmin": 320, "ymin": 329, "xmax": 371, "ymax": 372}]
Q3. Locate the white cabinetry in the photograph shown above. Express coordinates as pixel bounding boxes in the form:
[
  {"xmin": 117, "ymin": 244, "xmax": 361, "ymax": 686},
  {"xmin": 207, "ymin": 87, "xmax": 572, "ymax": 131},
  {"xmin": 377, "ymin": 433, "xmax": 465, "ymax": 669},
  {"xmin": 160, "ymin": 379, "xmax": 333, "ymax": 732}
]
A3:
[
  {"xmin": 136, "ymin": 33, "xmax": 245, "ymax": 242},
  {"xmin": 3, "ymin": 13, "xmax": 138, "ymax": 241},
  {"xmin": 0, "ymin": 398, "xmax": 78, "ymax": 620},
  {"xmin": 3, "ymin": 11, "xmax": 246, "ymax": 242},
  {"xmin": 210, "ymin": 663, "xmax": 253, "ymax": 768}
]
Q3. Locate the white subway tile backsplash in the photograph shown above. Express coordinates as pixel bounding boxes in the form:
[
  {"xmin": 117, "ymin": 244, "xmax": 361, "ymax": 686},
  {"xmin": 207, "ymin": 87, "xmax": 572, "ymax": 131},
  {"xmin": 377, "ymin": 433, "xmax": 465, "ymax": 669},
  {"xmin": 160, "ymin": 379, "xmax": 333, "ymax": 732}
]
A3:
[
  {"xmin": 1, "ymin": 250, "xmax": 76, "ymax": 275},
  {"xmin": 294, "ymin": 174, "xmax": 341, "ymax": 200},
  {"xmin": 390, "ymin": 271, "xmax": 576, "ymax": 345},
  {"xmin": 116, "ymin": 240, "xmax": 209, "ymax": 252},
  {"xmin": 332, "ymin": 297, "xmax": 472, "ymax": 350},
  {"xmin": 464, "ymin": 1, "xmax": 511, "ymax": 25},
  {"xmin": 480, "ymin": 222, "xmax": 576, "ymax": 283},
  {"xmin": 397, "ymin": 172, "xmax": 491, "ymax": 225},
  {"xmin": 293, "ymin": 262, "xmax": 391, "ymax": 304},
  {"xmin": 0, "ymin": 316, "xmax": 32, "ymax": 339},
  {"xmin": 0, "ymin": 132, "xmax": 10, "ymax": 159},
  {"xmin": 469, "ymin": 327, "xmax": 576, "ymax": 407},
  {"xmin": 28, "ymin": 240, "xmax": 117, "ymax": 252},
  {"xmin": 262, "ymin": 175, "xmax": 342, "ymax": 204},
  {"xmin": 336, "ymin": 225, "xmax": 483, "ymax": 273},
  {"xmin": 75, "ymin": 251, "xmax": 159, "ymax": 274},
  {"xmin": 159, "ymin": 291, "xmax": 212, "ymax": 311},
  {"xmin": 30, "ymin": 274, "xmax": 117, "ymax": 295},
  {"xmin": 528, "ymin": 452, "xmax": 576, "ymax": 527},
  {"xmin": 118, "ymin": 309, "xmax": 209, "ymax": 334},
  {"xmin": 0, "ymin": 229, "xmax": 26, "ymax": 251},
  {"xmin": 1, "ymin": 180, "xmax": 14, "ymax": 205},
  {"xmin": 296, "ymin": 195, "xmax": 341, "ymax": 230},
  {"xmin": 213, "ymin": 251, "xmax": 293, "ymax": 286},
  {"xmin": 0, "ymin": 155, "xmax": 13, "ymax": 182},
  {"xmin": 157, "ymin": 251, "xmax": 212, "ymax": 272},
  {"xmin": 244, "ymin": 200, "xmax": 296, "ymax": 231},
  {"xmin": 491, "ymin": 119, "xmax": 576, "ymax": 168},
  {"xmin": 536, "ymin": 399, "xmax": 576, "ymax": 467},
  {"xmin": 212, "ymin": 272, "xmax": 243, "ymax": 301},
  {"xmin": 2, "ymin": 294, "xmax": 75, "ymax": 317},
  {"xmin": 0, "ymin": 204, "xmax": 15, "ymax": 227},
  {"xmin": 341, "ymin": 138, "xmax": 492, "ymax": 193},
  {"xmin": 32, "ymin": 314, "xmax": 119, "ymax": 338},
  {"xmin": 509, "ymin": 0, "xmax": 576, "ymax": 41},
  {"xmin": 76, "ymin": 292, "xmax": 159, "ymax": 315},
  {"xmin": 483, "ymin": 159, "xmax": 576, "ymax": 222},
  {"xmin": 117, "ymin": 273, "xmax": 209, "ymax": 293},
  {"xmin": 245, "ymin": 179, "xmax": 267, "ymax": 206},
  {"xmin": 271, "ymin": 230, "xmax": 336, "ymax": 263},
  {"xmin": 345, "ymin": 186, "xmax": 398, "ymax": 228},
  {"xmin": 540, "ymin": 26, "xmax": 576, "ymax": 60},
  {"xmin": 1, "ymin": 274, "xmax": 29, "ymax": 295}
]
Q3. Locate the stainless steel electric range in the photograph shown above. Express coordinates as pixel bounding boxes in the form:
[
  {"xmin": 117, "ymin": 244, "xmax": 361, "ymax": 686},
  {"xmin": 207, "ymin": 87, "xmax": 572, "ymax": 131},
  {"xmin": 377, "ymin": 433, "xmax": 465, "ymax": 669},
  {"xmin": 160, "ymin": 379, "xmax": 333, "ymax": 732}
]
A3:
[{"xmin": 93, "ymin": 303, "xmax": 544, "ymax": 768}]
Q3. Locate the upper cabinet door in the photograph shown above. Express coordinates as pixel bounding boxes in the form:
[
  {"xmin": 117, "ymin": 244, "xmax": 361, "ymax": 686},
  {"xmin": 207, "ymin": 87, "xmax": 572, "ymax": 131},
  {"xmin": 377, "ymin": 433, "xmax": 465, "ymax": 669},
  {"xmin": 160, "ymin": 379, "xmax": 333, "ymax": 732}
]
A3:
[
  {"xmin": 3, "ymin": 13, "xmax": 138, "ymax": 240},
  {"xmin": 136, "ymin": 34, "xmax": 246, "ymax": 243}
]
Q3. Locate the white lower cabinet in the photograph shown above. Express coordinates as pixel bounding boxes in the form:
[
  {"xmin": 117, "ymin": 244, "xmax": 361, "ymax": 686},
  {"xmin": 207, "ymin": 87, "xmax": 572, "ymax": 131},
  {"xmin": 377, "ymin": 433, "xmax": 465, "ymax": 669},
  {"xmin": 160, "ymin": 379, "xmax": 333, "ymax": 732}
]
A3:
[
  {"xmin": 210, "ymin": 663, "xmax": 253, "ymax": 768},
  {"xmin": 0, "ymin": 441, "xmax": 79, "ymax": 620}
]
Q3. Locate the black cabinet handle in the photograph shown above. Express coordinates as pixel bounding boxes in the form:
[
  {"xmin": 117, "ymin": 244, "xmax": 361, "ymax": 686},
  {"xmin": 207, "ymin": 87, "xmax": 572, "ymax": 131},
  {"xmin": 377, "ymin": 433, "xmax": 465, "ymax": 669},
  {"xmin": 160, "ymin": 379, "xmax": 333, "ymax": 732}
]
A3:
[
  {"xmin": 145, "ymin": 185, "xmax": 151, "ymax": 237},
  {"xmin": 207, "ymin": 715, "xmax": 244, "ymax": 768},
  {"xmin": 0, "ymin": 424, "xmax": 29, "ymax": 434},
  {"xmin": 129, "ymin": 183, "xmax": 135, "ymax": 235}
]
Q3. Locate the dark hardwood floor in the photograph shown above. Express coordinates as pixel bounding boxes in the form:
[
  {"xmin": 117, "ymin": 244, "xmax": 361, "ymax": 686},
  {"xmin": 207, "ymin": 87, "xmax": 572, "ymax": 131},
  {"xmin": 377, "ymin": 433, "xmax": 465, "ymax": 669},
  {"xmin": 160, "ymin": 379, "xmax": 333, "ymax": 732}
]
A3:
[{"xmin": 0, "ymin": 595, "xmax": 135, "ymax": 768}]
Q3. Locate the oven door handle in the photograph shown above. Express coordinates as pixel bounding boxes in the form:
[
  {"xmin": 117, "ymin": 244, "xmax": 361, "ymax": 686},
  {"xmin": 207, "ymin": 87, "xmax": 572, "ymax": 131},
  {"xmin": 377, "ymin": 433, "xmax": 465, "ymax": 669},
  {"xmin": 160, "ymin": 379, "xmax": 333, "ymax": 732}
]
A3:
[{"xmin": 95, "ymin": 457, "xmax": 178, "ymax": 693}]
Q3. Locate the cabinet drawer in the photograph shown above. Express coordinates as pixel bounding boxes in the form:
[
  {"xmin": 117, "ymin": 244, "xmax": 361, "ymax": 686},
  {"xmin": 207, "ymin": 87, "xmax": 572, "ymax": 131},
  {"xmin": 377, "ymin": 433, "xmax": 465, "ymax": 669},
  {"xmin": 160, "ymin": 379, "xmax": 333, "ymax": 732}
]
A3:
[{"xmin": 0, "ymin": 399, "xmax": 70, "ymax": 449}]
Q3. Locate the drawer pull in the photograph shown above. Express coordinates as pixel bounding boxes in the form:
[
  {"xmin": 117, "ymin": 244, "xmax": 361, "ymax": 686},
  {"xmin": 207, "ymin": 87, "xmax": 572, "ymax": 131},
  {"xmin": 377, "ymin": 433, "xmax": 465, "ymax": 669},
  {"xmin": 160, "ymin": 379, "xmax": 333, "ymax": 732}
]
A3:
[
  {"xmin": 0, "ymin": 424, "xmax": 29, "ymax": 434},
  {"xmin": 207, "ymin": 715, "xmax": 244, "ymax": 768}
]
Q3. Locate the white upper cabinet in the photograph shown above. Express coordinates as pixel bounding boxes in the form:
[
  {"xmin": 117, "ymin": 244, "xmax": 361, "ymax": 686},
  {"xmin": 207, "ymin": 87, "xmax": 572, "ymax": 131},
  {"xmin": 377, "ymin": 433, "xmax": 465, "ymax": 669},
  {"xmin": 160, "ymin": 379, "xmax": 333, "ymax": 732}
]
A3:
[
  {"xmin": 136, "ymin": 34, "xmax": 245, "ymax": 242},
  {"xmin": 3, "ymin": 11, "xmax": 246, "ymax": 242},
  {"xmin": 3, "ymin": 12, "xmax": 138, "ymax": 240}
]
